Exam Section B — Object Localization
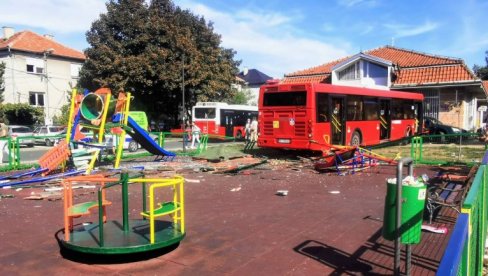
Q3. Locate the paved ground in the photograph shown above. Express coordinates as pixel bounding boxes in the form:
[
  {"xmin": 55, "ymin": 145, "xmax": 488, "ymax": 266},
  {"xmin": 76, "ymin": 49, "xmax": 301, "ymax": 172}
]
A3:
[{"xmin": 0, "ymin": 159, "xmax": 459, "ymax": 275}]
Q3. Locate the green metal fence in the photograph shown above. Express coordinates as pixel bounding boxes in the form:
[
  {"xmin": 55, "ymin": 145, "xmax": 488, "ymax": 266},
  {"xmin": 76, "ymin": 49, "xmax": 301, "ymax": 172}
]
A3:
[
  {"xmin": 437, "ymin": 152, "xmax": 488, "ymax": 275},
  {"xmin": 368, "ymin": 133, "xmax": 485, "ymax": 165}
]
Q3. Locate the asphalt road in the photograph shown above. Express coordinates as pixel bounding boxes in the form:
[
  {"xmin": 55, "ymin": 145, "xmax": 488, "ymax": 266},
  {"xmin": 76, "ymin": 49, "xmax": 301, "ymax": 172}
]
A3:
[{"xmin": 7, "ymin": 138, "xmax": 232, "ymax": 163}]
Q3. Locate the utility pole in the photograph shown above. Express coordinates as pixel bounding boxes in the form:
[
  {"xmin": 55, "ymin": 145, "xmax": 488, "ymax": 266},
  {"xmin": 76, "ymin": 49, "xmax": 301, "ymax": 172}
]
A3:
[
  {"xmin": 44, "ymin": 48, "xmax": 53, "ymax": 125},
  {"xmin": 182, "ymin": 53, "xmax": 186, "ymax": 152}
]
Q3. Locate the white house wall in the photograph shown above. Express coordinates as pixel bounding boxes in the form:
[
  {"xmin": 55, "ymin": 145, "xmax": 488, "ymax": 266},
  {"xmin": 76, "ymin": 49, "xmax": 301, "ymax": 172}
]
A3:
[{"xmin": 1, "ymin": 53, "xmax": 82, "ymax": 124}]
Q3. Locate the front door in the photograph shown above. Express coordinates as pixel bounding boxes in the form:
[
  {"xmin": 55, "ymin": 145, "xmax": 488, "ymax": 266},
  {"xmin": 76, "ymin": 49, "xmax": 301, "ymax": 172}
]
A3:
[
  {"xmin": 379, "ymin": 100, "xmax": 391, "ymax": 139},
  {"xmin": 330, "ymin": 97, "xmax": 345, "ymax": 145},
  {"xmin": 225, "ymin": 115, "xmax": 233, "ymax": 137}
]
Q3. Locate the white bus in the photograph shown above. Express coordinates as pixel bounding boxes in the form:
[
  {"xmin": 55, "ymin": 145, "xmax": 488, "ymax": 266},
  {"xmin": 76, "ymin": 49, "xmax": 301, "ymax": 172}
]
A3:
[{"xmin": 192, "ymin": 102, "xmax": 258, "ymax": 139}]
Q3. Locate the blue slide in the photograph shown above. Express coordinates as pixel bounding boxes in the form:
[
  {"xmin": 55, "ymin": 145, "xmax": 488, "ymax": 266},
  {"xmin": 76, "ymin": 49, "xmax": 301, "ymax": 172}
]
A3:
[{"xmin": 113, "ymin": 114, "xmax": 175, "ymax": 157}]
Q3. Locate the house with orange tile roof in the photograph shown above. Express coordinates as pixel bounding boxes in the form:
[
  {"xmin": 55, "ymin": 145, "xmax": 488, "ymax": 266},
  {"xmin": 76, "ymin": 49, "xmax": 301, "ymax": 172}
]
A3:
[
  {"xmin": 282, "ymin": 46, "xmax": 488, "ymax": 131},
  {"xmin": 0, "ymin": 27, "xmax": 85, "ymax": 124}
]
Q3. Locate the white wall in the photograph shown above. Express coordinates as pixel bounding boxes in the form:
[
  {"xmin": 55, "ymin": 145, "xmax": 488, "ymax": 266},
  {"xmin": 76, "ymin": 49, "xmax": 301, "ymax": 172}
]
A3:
[{"xmin": 1, "ymin": 53, "xmax": 82, "ymax": 124}]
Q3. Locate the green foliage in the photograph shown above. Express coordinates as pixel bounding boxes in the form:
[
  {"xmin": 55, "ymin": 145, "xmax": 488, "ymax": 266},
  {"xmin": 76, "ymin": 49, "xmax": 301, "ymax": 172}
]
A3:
[
  {"xmin": 52, "ymin": 104, "xmax": 70, "ymax": 125},
  {"xmin": 0, "ymin": 103, "xmax": 44, "ymax": 126},
  {"xmin": 0, "ymin": 62, "xmax": 5, "ymax": 103},
  {"xmin": 230, "ymin": 88, "xmax": 253, "ymax": 105},
  {"xmin": 79, "ymin": 0, "xmax": 241, "ymax": 122},
  {"xmin": 473, "ymin": 50, "xmax": 488, "ymax": 80}
]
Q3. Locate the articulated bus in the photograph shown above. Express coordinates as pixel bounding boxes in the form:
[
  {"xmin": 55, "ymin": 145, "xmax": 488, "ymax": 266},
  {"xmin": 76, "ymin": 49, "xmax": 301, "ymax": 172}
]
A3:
[
  {"xmin": 192, "ymin": 102, "xmax": 258, "ymax": 139},
  {"xmin": 258, "ymin": 83, "xmax": 424, "ymax": 151}
]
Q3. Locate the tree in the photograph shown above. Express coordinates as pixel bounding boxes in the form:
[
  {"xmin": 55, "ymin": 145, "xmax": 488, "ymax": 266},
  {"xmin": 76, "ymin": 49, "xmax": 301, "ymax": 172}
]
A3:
[
  {"xmin": 79, "ymin": 0, "xmax": 241, "ymax": 124},
  {"xmin": 473, "ymin": 50, "xmax": 488, "ymax": 80},
  {"xmin": 0, "ymin": 62, "xmax": 5, "ymax": 103},
  {"xmin": 230, "ymin": 87, "xmax": 254, "ymax": 105},
  {"xmin": 1, "ymin": 103, "xmax": 44, "ymax": 125}
]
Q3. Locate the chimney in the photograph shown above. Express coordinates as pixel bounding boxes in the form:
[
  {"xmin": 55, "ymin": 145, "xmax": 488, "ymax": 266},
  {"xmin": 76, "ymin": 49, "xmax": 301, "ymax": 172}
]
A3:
[
  {"xmin": 2, "ymin": 26, "xmax": 14, "ymax": 40},
  {"xmin": 43, "ymin": 34, "xmax": 54, "ymax": 40}
]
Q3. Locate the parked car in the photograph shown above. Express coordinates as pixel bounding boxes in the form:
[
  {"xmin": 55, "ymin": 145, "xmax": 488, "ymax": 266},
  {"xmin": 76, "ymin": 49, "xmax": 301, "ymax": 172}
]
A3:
[
  {"xmin": 7, "ymin": 125, "xmax": 34, "ymax": 147},
  {"xmin": 57, "ymin": 127, "xmax": 159, "ymax": 152},
  {"xmin": 423, "ymin": 117, "xmax": 467, "ymax": 135},
  {"xmin": 33, "ymin": 126, "xmax": 65, "ymax": 146},
  {"xmin": 105, "ymin": 132, "xmax": 160, "ymax": 152}
]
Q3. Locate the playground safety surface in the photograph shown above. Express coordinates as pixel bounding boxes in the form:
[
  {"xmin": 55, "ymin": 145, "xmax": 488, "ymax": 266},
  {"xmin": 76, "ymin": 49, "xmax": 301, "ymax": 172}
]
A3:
[{"xmin": 0, "ymin": 160, "xmax": 460, "ymax": 275}]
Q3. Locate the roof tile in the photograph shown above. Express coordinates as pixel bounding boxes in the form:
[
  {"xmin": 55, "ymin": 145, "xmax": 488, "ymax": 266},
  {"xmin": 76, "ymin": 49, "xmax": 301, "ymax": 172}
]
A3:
[
  {"xmin": 280, "ymin": 74, "xmax": 329, "ymax": 84},
  {"xmin": 282, "ymin": 45, "xmax": 476, "ymax": 86},
  {"xmin": 483, "ymin": 81, "xmax": 488, "ymax": 94},
  {"xmin": 394, "ymin": 65, "xmax": 474, "ymax": 86},
  {"xmin": 365, "ymin": 46, "xmax": 460, "ymax": 67},
  {"xmin": 0, "ymin": 31, "xmax": 85, "ymax": 60}
]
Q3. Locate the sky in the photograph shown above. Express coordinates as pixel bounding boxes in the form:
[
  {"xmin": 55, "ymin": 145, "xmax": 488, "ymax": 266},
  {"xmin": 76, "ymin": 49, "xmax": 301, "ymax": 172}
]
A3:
[{"xmin": 1, "ymin": 0, "xmax": 487, "ymax": 78}]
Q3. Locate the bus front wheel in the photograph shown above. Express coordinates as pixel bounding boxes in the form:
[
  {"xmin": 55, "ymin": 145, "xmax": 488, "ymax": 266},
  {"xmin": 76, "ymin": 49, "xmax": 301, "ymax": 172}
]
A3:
[{"xmin": 350, "ymin": 131, "xmax": 361, "ymax": 146}]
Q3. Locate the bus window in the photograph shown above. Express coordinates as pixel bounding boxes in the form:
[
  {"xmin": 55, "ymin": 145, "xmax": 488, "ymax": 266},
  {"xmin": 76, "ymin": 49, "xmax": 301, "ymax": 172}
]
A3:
[
  {"xmin": 194, "ymin": 107, "xmax": 216, "ymax": 119},
  {"xmin": 316, "ymin": 93, "xmax": 329, "ymax": 122},
  {"xmin": 364, "ymin": 98, "xmax": 379, "ymax": 120},
  {"xmin": 403, "ymin": 102, "xmax": 415, "ymax": 119},
  {"xmin": 263, "ymin": 91, "xmax": 307, "ymax": 106},
  {"xmin": 347, "ymin": 96, "xmax": 363, "ymax": 121},
  {"xmin": 391, "ymin": 100, "xmax": 404, "ymax": 119}
]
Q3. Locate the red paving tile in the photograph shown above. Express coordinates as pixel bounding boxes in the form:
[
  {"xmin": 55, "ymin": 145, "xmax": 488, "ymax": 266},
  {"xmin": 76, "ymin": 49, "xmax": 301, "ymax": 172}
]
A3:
[{"xmin": 0, "ymin": 164, "xmax": 461, "ymax": 275}]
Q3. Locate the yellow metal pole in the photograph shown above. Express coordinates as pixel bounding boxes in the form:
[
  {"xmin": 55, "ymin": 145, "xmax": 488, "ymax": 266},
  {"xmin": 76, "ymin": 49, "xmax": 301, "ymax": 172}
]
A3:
[
  {"xmin": 150, "ymin": 184, "xmax": 155, "ymax": 244},
  {"xmin": 98, "ymin": 94, "xmax": 111, "ymax": 144},
  {"xmin": 180, "ymin": 178, "xmax": 185, "ymax": 233},
  {"xmin": 65, "ymin": 88, "xmax": 77, "ymax": 144},
  {"xmin": 86, "ymin": 149, "xmax": 100, "ymax": 174},
  {"xmin": 114, "ymin": 92, "xmax": 131, "ymax": 168}
]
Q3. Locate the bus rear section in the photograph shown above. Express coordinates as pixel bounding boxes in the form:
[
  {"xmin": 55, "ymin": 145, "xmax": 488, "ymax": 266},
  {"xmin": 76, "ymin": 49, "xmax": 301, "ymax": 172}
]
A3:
[{"xmin": 258, "ymin": 85, "xmax": 318, "ymax": 150}]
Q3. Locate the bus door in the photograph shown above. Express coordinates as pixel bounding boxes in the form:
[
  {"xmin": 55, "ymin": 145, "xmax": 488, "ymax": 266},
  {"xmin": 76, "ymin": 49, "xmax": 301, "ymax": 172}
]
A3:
[
  {"xmin": 379, "ymin": 100, "xmax": 391, "ymax": 140},
  {"xmin": 222, "ymin": 109, "xmax": 234, "ymax": 137},
  {"xmin": 330, "ymin": 97, "xmax": 345, "ymax": 145}
]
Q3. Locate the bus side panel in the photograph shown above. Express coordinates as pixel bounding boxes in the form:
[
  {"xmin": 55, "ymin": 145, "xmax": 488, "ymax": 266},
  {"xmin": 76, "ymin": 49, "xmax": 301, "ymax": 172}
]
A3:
[
  {"xmin": 345, "ymin": 121, "xmax": 380, "ymax": 146},
  {"xmin": 390, "ymin": 119, "xmax": 415, "ymax": 140},
  {"xmin": 312, "ymin": 122, "xmax": 332, "ymax": 146},
  {"xmin": 195, "ymin": 121, "xmax": 217, "ymax": 135}
]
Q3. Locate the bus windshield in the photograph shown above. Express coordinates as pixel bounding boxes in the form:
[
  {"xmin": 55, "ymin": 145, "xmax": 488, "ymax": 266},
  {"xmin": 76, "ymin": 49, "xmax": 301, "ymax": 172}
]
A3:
[
  {"xmin": 194, "ymin": 107, "xmax": 216, "ymax": 119},
  {"xmin": 263, "ymin": 91, "xmax": 307, "ymax": 106}
]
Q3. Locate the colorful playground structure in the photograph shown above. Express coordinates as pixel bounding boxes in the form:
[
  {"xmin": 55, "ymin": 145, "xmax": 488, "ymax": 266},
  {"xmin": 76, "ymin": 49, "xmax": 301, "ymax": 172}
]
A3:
[{"xmin": 0, "ymin": 88, "xmax": 177, "ymax": 187}]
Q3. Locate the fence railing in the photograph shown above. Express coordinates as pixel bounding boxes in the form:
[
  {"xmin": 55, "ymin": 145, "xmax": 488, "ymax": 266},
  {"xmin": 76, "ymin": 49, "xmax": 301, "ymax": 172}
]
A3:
[{"xmin": 437, "ymin": 151, "xmax": 488, "ymax": 275}]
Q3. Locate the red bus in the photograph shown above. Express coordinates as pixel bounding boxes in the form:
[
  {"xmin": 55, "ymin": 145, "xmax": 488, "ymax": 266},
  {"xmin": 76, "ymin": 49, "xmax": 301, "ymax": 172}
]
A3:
[
  {"xmin": 258, "ymin": 83, "xmax": 424, "ymax": 151},
  {"xmin": 192, "ymin": 102, "xmax": 258, "ymax": 139}
]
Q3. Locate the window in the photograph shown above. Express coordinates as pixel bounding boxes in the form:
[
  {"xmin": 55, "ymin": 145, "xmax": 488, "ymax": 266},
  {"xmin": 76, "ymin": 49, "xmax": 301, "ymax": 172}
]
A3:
[
  {"xmin": 29, "ymin": 92, "xmax": 45, "ymax": 106},
  {"xmin": 263, "ymin": 91, "xmax": 307, "ymax": 106},
  {"xmin": 403, "ymin": 101, "xmax": 416, "ymax": 119},
  {"xmin": 26, "ymin": 58, "xmax": 44, "ymax": 74},
  {"xmin": 391, "ymin": 100, "xmax": 404, "ymax": 119},
  {"xmin": 338, "ymin": 62, "xmax": 360, "ymax": 80},
  {"xmin": 364, "ymin": 98, "xmax": 379, "ymax": 120},
  {"xmin": 194, "ymin": 107, "xmax": 216, "ymax": 119},
  {"xmin": 316, "ymin": 93, "xmax": 329, "ymax": 122},
  {"xmin": 346, "ymin": 96, "xmax": 363, "ymax": 121},
  {"xmin": 71, "ymin": 64, "xmax": 82, "ymax": 78}
]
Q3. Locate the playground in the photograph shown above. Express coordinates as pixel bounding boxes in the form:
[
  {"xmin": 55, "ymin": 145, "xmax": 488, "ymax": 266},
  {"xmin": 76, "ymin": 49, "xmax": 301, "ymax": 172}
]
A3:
[
  {"xmin": 0, "ymin": 88, "xmax": 486, "ymax": 275},
  {"xmin": 0, "ymin": 157, "xmax": 475, "ymax": 275}
]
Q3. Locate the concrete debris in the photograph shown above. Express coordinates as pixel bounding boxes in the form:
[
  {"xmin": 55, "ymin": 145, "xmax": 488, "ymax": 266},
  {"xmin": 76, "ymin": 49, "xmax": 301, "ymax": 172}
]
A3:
[
  {"xmin": 0, "ymin": 194, "xmax": 14, "ymax": 198},
  {"xmin": 24, "ymin": 195, "xmax": 44, "ymax": 200},
  {"xmin": 230, "ymin": 187, "xmax": 241, "ymax": 192},
  {"xmin": 276, "ymin": 190, "xmax": 288, "ymax": 196},
  {"xmin": 329, "ymin": 191, "xmax": 341, "ymax": 194},
  {"xmin": 44, "ymin": 187, "xmax": 63, "ymax": 192}
]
